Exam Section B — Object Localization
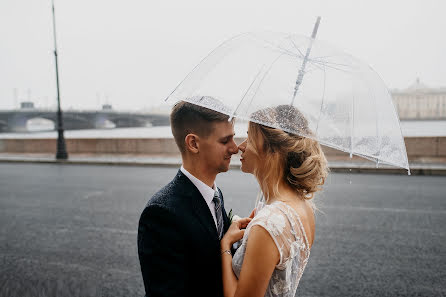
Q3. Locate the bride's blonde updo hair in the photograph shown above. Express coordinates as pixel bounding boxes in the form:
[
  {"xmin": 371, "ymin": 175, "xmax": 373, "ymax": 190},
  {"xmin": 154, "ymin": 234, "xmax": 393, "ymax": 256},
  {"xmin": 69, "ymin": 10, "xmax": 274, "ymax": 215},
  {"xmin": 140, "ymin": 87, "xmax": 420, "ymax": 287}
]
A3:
[{"xmin": 248, "ymin": 105, "xmax": 329, "ymax": 201}]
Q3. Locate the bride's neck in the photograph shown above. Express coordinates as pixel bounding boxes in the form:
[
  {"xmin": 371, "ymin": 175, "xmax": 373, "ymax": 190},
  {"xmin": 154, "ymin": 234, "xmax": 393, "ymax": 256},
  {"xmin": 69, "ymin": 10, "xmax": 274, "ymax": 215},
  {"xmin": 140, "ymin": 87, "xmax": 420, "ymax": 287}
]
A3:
[{"xmin": 261, "ymin": 179, "xmax": 301, "ymax": 204}]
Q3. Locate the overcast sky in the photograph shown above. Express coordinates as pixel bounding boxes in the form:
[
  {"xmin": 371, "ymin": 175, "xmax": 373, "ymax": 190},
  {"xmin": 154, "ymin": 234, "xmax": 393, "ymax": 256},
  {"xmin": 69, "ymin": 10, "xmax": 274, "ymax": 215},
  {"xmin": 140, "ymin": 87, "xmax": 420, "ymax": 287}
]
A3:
[{"xmin": 1, "ymin": 0, "xmax": 445, "ymax": 110}]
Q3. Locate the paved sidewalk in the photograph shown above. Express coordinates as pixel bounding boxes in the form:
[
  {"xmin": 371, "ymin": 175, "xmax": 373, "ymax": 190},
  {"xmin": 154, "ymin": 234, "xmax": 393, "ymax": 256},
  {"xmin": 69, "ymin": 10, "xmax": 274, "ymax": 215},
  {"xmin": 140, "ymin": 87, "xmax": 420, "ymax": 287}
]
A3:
[{"xmin": 0, "ymin": 152, "xmax": 445, "ymax": 175}]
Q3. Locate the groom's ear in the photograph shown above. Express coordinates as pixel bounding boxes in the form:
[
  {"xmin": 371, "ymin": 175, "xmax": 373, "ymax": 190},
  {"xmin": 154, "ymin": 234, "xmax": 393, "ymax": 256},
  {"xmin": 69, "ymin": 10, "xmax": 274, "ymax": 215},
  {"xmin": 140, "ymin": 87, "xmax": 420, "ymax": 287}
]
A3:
[{"xmin": 184, "ymin": 134, "xmax": 200, "ymax": 154}]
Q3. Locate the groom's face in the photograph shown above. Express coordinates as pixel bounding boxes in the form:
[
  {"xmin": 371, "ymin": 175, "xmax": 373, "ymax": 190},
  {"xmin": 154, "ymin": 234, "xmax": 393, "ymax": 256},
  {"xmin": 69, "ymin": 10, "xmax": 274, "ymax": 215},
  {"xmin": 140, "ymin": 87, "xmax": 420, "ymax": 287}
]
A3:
[{"xmin": 199, "ymin": 120, "xmax": 238, "ymax": 173}]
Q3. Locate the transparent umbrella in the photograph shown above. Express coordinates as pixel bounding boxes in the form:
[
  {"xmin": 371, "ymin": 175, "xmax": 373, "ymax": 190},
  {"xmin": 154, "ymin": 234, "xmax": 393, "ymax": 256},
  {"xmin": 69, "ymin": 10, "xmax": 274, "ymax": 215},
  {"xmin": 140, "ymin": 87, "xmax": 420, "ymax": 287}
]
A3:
[{"xmin": 165, "ymin": 18, "xmax": 410, "ymax": 174}]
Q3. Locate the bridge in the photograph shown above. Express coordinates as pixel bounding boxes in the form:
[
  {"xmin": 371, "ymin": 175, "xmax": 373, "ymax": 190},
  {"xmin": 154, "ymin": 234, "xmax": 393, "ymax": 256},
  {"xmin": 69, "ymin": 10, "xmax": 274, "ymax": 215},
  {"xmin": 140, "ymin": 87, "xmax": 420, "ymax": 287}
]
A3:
[{"xmin": 0, "ymin": 109, "xmax": 170, "ymax": 132}]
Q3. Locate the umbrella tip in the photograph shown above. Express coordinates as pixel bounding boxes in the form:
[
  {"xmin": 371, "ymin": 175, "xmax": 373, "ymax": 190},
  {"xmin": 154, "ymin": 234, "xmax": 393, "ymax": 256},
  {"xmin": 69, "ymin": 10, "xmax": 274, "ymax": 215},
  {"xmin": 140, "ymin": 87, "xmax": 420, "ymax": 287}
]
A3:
[{"xmin": 311, "ymin": 17, "xmax": 322, "ymax": 39}]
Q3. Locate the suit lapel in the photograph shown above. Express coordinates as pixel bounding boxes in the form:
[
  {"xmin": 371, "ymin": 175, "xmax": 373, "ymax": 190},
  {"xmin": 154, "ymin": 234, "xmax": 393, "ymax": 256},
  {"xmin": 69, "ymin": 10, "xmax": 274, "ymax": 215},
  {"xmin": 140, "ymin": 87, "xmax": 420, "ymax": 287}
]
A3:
[{"xmin": 176, "ymin": 171, "xmax": 219, "ymax": 241}]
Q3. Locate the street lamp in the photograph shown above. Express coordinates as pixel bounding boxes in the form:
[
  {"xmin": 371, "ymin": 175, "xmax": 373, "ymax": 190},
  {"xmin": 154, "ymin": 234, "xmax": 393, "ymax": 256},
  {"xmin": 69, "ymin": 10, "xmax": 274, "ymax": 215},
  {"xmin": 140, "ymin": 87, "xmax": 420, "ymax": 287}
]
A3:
[{"xmin": 51, "ymin": 0, "xmax": 68, "ymax": 159}]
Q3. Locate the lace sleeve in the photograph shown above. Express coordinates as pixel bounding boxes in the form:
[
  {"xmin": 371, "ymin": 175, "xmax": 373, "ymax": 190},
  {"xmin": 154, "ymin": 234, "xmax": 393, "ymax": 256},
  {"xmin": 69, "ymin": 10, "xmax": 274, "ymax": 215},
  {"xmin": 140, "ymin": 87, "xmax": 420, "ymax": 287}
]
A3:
[{"xmin": 248, "ymin": 203, "xmax": 309, "ymax": 269}]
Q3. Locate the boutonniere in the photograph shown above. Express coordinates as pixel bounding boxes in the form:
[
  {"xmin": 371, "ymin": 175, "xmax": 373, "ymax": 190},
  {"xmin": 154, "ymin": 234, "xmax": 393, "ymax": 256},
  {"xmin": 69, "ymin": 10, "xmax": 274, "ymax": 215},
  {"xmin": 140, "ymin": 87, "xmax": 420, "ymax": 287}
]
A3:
[
  {"xmin": 228, "ymin": 209, "xmax": 234, "ymax": 224},
  {"xmin": 228, "ymin": 209, "xmax": 241, "ymax": 224}
]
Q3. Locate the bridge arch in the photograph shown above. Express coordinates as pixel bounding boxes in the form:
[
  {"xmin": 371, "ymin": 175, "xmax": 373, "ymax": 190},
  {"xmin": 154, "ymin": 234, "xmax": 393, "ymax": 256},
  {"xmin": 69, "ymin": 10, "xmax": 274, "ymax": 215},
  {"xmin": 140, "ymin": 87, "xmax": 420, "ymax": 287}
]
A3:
[
  {"xmin": 0, "ymin": 110, "xmax": 169, "ymax": 132},
  {"xmin": 103, "ymin": 115, "xmax": 150, "ymax": 128},
  {"xmin": 0, "ymin": 120, "xmax": 8, "ymax": 132},
  {"xmin": 94, "ymin": 116, "xmax": 116, "ymax": 129},
  {"xmin": 26, "ymin": 117, "xmax": 55, "ymax": 132}
]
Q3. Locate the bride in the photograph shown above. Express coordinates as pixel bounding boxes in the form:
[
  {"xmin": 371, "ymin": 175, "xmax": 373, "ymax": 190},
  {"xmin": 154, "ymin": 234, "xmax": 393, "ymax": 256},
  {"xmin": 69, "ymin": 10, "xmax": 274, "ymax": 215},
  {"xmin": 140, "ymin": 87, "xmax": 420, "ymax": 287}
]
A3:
[{"xmin": 220, "ymin": 105, "xmax": 329, "ymax": 297}]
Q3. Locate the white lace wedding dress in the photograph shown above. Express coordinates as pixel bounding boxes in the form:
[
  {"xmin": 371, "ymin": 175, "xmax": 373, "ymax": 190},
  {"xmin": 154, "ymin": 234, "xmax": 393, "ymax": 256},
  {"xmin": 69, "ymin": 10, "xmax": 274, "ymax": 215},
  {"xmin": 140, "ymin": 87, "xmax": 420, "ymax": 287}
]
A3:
[{"xmin": 232, "ymin": 201, "xmax": 311, "ymax": 297}]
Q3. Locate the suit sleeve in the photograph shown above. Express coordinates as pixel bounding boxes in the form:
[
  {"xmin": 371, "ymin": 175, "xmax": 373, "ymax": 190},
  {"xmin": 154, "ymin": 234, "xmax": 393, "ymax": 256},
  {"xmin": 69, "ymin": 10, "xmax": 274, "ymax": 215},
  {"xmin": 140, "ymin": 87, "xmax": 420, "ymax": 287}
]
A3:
[{"xmin": 137, "ymin": 204, "xmax": 187, "ymax": 297}]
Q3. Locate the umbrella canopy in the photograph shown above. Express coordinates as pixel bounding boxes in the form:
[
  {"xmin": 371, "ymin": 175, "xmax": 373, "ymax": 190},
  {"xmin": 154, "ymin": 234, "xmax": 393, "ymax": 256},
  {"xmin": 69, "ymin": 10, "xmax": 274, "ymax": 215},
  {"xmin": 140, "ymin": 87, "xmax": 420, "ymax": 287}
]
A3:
[{"xmin": 165, "ymin": 30, "xmax": 410, "ymax": 174}]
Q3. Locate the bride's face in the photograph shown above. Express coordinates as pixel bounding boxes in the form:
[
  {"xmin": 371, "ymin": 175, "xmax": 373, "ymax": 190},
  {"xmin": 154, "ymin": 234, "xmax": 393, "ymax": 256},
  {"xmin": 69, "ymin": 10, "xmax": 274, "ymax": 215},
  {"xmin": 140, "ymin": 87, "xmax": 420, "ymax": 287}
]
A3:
[{"xmin": 238, "ymin": 129, "xmax": 260, "ymax": 174}]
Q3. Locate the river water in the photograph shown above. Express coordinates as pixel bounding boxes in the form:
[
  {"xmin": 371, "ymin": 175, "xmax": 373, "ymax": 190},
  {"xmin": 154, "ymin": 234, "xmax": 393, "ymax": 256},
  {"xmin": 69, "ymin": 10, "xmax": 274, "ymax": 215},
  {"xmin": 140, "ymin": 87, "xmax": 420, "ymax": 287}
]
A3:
[{"xmin": 0, "ymin": 120, "xmax": 445, "ymax": 139}]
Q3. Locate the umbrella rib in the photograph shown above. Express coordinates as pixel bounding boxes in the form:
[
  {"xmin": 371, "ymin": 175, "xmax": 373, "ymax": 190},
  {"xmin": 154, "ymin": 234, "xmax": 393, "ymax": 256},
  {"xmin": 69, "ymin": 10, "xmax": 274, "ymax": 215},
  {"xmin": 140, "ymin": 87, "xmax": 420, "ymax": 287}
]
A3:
[
  {"xmin": 315, "ymin": 63, "xmax": 327, "ymax": 134},
  {"xmin": 256, "ymin": 36, "xmax": 300, "ymax": 58},
  {"xmin": 358, "ymin": 71, "xmax": 382, "ymax": 165},
  {"xmin": 301, "ymin": 57, "xmax": 351, "ymax": 73},
  {"xmin": 288, "ymin": 37, "xmax": 306, "ymax": 59},
  {"xmin": 229, "ymin": 65, "xmax": 266, "ymax": 120},
  {"xmin": 384, "ymin": 86, "xmax": 410, "ymax": 173},
  {"xmin": 350, "ymin": 79, "xmax": 355, "ymax": 158},
  {"xmin": 309, "ymin": 54, "xmax": 342, "ymax": 61},
  {"xmin": 165, "ymin": 33, "xmax": 247, "ymax": 102},
  {"xmin": 303, "ymin": 61, "xmax": 324, "ymax": 73},
  {"xmin": 277, "ymin": 46, "xmax": 301, "ymax": 58},
  {"xmin": 309, "ymin": 60, "xmax": 352, "ymax": 73},
  {"xmin": 278, "ymin": 34, "xmax": 306, "ymax": 58},
  {"xmin": 310, "ymin": 59, "xmax": 352, "ymax": 69},
  {"xmin": 244, "ymin": 53, "xmax": 286, "ymax": 114},
  {"xmin": 370, "ymin": 76, "xmax": 382, "ymax": 166},
  {"xmin": 300, "ymin": 56, "xmax": 332, "ymax": 74},
  {"xmin": 348, "ymin": 72, "xmax": 381, "ymax": 165}
]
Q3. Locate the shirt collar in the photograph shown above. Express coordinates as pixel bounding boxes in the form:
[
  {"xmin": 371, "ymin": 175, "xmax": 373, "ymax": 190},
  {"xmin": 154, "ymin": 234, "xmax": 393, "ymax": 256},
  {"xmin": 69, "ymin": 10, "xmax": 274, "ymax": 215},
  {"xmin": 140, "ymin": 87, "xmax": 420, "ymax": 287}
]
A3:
[{"xmin": 180, "ymin": 166, "xmax": 217, "ymax": 207}]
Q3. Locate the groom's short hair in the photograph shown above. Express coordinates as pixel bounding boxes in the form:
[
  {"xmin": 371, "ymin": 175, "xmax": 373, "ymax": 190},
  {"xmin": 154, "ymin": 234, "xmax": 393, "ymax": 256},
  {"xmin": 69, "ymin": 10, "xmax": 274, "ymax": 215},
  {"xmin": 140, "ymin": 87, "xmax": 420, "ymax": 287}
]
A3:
[{"xmin": 170, "ymin": 100, "xmax": 230, "ymax": 153}]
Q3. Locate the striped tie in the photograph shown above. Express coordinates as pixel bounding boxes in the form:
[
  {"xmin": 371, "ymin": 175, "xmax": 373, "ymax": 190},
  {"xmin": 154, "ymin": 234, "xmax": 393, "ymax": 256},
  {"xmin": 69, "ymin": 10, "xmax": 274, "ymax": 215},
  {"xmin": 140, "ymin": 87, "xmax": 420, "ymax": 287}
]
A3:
[{"xmin": 213, "ymin": 191, "xmax": 224, "ymax": 240}]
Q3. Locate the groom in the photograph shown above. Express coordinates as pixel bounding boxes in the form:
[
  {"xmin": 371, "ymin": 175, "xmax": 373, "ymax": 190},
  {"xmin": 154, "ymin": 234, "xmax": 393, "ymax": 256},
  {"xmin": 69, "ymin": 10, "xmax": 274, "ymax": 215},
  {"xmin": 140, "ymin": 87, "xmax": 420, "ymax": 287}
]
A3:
[{"xmin": 137, "ymin": 100, "xmax": 238, "ymax": 297}]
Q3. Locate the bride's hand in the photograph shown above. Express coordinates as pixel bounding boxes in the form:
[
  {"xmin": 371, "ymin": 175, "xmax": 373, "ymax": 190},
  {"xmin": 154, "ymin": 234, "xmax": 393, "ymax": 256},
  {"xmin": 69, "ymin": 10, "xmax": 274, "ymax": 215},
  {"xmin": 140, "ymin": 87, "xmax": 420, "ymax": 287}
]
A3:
[{"xmin": 220, "ymin": 217, "xmax": 252, "ymax": 250}]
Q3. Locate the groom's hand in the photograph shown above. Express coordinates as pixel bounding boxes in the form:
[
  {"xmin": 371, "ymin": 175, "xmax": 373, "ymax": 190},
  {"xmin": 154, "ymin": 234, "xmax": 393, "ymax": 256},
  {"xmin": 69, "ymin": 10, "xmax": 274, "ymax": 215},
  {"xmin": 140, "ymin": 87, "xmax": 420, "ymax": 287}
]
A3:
[{"xmin": 221, "ymin": 217, "xmax": 252, "ymax": 249}]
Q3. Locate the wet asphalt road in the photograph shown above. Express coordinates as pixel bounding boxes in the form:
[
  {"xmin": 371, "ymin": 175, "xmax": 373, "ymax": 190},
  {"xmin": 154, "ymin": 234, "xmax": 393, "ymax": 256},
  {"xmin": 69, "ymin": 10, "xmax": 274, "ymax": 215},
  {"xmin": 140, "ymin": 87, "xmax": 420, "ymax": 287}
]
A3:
[{"xmin": 0, "ymin": 163, "xmax": 445, "ymax": 297}]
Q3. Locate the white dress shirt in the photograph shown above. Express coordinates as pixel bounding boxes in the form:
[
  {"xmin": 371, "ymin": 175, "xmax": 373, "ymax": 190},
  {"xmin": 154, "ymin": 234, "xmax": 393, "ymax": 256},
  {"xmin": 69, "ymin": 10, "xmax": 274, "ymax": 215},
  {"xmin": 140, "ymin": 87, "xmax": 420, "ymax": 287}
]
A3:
[{"xmin": 180, "ymin": 166, "xmax": 218, "ymax": 228}]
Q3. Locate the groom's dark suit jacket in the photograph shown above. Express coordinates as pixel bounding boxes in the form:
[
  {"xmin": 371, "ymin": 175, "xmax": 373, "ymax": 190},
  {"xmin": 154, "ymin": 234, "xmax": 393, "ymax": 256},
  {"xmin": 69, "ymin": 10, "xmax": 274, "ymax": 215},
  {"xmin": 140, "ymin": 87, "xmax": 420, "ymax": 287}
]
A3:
[{"xmin": 138, "ymin": 170, "xmax": 230, "ymax": 297}]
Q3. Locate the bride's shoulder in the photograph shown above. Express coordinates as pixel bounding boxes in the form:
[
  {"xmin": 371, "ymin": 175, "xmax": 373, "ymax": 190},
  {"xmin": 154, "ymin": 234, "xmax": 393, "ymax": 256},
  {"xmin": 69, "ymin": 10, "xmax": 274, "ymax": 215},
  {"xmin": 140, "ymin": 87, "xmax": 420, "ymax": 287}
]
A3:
[
  {"xmin": 251, "ymin": 200, "xmax": 314, "ymax": 230},
  {"xmin": 252, "ymin": 201, "xmax": 285, "ymax": 220},
  {"xmin": 258, "ymin": 200, "xmax": 299, "ymax": 216},
  {"xmin": 249, "ymin": 202, "xmax": 291, "ymax": 235}
]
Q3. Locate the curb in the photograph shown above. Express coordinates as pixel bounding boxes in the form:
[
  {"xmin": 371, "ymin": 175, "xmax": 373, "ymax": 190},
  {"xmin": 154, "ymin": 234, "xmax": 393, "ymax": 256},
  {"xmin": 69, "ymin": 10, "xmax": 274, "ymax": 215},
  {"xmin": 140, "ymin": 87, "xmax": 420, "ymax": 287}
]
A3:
[{"xmin": 0, "ymin": 156, "xmax": 445, "ymax": 175}]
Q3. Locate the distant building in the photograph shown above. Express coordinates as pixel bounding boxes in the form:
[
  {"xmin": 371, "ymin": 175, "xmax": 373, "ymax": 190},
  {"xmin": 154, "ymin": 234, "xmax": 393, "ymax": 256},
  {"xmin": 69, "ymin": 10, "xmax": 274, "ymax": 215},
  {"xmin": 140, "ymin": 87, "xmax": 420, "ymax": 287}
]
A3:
[
  {"xmin": 391, "ymin": 79, "xmax": 446, "ymax": 120},
  {"xmin": 20, "ymin": 101, "xmax": 35, "ymax": 109},
  {"xmin": 102, "ymin": 104, "xmax": 113, "ymax": 110}
]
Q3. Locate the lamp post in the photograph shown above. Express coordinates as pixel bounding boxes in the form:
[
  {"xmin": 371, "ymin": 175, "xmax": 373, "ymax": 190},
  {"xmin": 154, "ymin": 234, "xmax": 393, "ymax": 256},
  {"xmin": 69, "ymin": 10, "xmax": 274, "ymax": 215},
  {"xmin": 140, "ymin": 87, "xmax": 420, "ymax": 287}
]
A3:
[{"xmin": 51, "ymin": 0, "xmax": 68, "ymax": 159}]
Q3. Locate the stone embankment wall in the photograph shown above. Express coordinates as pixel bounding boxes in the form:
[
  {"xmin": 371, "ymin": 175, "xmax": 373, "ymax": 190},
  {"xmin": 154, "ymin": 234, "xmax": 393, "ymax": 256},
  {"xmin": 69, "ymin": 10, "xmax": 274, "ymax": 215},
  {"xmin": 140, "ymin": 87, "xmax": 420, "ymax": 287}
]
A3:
[{"xmin": 0, "ymin": 137, "xmax": 445, "ymax": 160}]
